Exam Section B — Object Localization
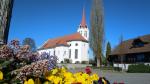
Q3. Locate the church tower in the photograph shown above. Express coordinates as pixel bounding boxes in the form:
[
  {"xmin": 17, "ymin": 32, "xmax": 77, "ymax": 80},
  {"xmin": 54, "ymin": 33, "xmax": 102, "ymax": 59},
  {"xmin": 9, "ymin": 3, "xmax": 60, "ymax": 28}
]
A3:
[{"xmin": 77, "ymin": 8, "xmax": 89, "ymax": 40}]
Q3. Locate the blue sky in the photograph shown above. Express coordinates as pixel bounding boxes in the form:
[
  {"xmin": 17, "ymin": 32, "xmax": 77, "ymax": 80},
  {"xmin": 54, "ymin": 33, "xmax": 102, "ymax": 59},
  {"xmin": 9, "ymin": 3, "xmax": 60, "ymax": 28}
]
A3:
[{"xmin": 9, "ymin": 0, "xmax": 150, "ymax": 50}]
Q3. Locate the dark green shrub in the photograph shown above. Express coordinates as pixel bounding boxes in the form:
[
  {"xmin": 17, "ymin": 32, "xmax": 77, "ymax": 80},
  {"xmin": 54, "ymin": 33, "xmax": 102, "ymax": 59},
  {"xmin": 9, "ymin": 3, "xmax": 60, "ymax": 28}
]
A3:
[
  {"xmin": 127, "ymin": 64, "xmax": 150, "ymax": 73},
  {"xmin": 81, "ymin": 61, "xmax": 88, "ymax": 64},
  {"xmin": 75, "ymin": 61, "xmax": 80, "ymax": 64},
  {"xmin": 60, "ymin": 61, "xmax": 63, "ymax": 63},
  {"xmin": 64, "ymin": 59, "xmax": 72, "ymax": 63},
  {"xmin": 114, "ymin": 67, "xmax": 122, "ymax": 71}
]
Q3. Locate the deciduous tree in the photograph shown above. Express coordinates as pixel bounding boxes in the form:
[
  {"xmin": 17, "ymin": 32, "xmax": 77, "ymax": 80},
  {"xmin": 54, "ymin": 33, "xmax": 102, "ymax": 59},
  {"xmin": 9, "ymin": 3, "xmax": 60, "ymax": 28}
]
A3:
[
  {"xmin": 90, "ymin": 0, "xmax": 105, "ymax": 67},
  {"xmin": 22, "ymin": 38, "xmax": 36, "ymax": 52}
]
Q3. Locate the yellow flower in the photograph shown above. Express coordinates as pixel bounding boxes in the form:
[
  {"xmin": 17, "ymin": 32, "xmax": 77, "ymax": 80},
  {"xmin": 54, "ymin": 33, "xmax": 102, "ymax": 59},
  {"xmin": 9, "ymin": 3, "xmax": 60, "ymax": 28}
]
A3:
[
  {"xmin": 102, "ymin": 78, "xmax": 107, "ymax": 84},
  {"xmin": 64, "ymin": 72, "xmax": 73, "ymax": 78},
  {"xmin": 82, "ymin": 73, "xmax": 89, "ymax": 79},
  {"xmin": 46, "ymin": 75, "xmax": 55, "ymax": 81},
  {"xmin": 64, "ymin": 77, "xmax": 75, "ymax": 83},
  {"xmin": 43, "ymin": 81, "xmax": 49, "ymax": 84},
  {"xmin": 90, "ymin": 74, "xmax": 99, "ymax": 81},
  {"xmin": 24, "ymin": 80, "xmax": 28, "ymax": 84},
  {"xmin": 61, "ymin": 67, "xmax": 67, "ymax": 73},
  {"xmin": 27, "ymin": 79, "xmax": 34, "ymax": 84},
  {"xmin": 52, "ymin": 68, "xmax": 58, "ymax": 75},
  {"xmin": 0, "ymin": 71, "xmax": 3, "ymax": 80},
  {"xmin": 53, "ymin": 76, "xmax": 62, "ymax": 84}
]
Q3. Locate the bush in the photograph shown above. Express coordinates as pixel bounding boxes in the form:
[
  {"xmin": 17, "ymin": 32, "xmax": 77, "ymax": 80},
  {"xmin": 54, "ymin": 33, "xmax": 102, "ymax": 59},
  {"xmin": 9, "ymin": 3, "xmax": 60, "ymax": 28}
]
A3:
[
  {"xmin": 60, "ymin": 61, "xmax": 63, "ymax": 63},
  {"xmin": 127, "ymin": 64, "xmax": 150, "ymax": 73},
  {"xmin": 64, "ymin": 59, "xmax": 72, "ymax": 63},
  {"xmin": 0, "ymin": 40, "xmax": 58, "ymax": 83},
  {"xmin": 75, "ymin": 61, "xmax": 80, "ymax": 64},
  {"xmin": 81, "ymin": 61, "xmax": 89, "ymax": 64},
  {"xmin": 113, "ymin": 67, "xmax": 122, "ymax": 71}
]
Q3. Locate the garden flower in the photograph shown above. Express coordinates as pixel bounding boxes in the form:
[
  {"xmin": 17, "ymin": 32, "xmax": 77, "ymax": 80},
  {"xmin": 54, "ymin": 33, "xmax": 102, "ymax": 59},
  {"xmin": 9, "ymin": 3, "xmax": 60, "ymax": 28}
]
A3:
[
  {"xmin": 102, "ymin": 78, "xmax": 107, "ymax": 84},
  {"xmin": 24, "ymin": 80, "xmax": 28, "ymax": 84},
  {"xmin": 46, "ymin": 75, "xmax": 55, "ymax": 81},
  {"xmin": 27, "ymin": 79, "xmax": 34, "ymax": 84},
  {"xmin": 61, "ymin": 67, "xmax": 67, "ymax": 73},
  {"xmin": 0, "ymin": 71, "xmax": 3, "ymax": 80},
  {"xmin": 43, "ymin": 81, "xmax": 49, "ymax": 84},
  {"xmin": 52, "ymin": 68, "xmax": 58, "ymax": 75},
  {"xmin": 91, "ymin": 73, "xmax": 99, "ymax": 81},
  {"xmin": 53, "ymin": 76, "xmax": 62, "ymax": 84},
  {"xmin": 85, "ymin": 66, "xmax": 92, "ymax": 75}
]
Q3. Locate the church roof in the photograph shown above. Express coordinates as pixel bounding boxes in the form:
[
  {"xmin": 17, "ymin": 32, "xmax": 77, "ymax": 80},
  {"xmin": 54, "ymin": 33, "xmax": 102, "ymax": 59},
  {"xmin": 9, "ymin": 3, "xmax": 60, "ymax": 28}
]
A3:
[
  {"xmin": 40, "ymin": 32, "xmax": 88, "ymax": 49},
  {"xmin": 80, "ymin": 8, "xmax": 87, "ymax": 28}
]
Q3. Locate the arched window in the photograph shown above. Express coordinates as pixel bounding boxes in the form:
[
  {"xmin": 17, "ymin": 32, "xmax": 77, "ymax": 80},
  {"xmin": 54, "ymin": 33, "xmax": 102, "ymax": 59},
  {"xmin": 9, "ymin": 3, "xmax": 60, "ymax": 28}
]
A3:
[
  {"xmin": 69, "ymin": 49, "xmax": 71, "ymax": 58},
  {"xmin": 80, "ymin": 31, "xmax": 82, "ymax": 35},
  {"xmin": 75, "ymin": 49, "xmax": 78, "ymax": 59},
  {"xmin": 54, "ymin": 50, "xmax": 55, "ymax": 56},
  {"xmin": 84, "ymin": 31, "xmax": 87, "ymax": 37}
]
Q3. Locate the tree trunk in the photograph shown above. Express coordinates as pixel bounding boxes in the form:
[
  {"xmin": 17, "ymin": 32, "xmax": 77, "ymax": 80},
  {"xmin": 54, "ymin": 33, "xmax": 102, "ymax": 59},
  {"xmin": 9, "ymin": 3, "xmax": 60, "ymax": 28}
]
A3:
[{"xmin": 97, "ymin": 58, "xmax": 101, "ymax": 67}]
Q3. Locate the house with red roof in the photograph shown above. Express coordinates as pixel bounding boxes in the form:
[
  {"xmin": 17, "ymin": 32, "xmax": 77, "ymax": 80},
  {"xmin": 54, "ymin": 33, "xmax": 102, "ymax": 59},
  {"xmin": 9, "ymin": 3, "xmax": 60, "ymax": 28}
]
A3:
[{"xmin": 38, "ymin": 8, "xmax": 89, "ymax": 63}]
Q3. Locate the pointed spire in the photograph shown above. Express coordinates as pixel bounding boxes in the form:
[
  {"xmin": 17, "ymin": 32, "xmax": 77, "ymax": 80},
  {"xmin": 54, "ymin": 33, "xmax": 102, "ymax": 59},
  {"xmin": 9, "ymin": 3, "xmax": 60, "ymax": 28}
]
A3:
[{"xmin": 80, "ymin": 7, "xmax": 87, "ymax": 28}]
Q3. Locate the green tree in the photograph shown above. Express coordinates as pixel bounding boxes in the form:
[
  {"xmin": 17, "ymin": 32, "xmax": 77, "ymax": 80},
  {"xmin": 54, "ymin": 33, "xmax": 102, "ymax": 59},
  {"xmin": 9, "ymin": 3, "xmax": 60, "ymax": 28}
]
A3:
[
  {"xmin": 106, "ymin": 42, "xmax": 111, "ymax": 66},
  {"xmin": 90, "ymin": 0, "xmax": 105, "ymax": 67},
  {"xmin": 22, "ymin": 38, "xmax": 36, "ymax": 51}
]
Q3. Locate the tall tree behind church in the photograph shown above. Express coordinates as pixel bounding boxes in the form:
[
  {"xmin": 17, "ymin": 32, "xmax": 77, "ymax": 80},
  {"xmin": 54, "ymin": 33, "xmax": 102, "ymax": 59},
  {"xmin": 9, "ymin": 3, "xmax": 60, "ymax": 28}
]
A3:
[
  {"xmin": 90, "ymin": 0, "xmax": 105, "ymax": 67},
  {"xmin": 22, "ymin": 38, "xmax": 36, "ymax": 52},
  {"xmin": 106, "ymin": 42, "xmax": 111, "ymax": 66}
]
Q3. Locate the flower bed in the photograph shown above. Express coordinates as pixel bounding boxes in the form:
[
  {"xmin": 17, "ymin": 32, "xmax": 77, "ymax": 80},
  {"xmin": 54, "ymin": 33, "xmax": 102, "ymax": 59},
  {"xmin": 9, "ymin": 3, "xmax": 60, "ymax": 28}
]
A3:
[{"xmin": 0, "ymin": 40, "xmax": 110, "ymax": 84}]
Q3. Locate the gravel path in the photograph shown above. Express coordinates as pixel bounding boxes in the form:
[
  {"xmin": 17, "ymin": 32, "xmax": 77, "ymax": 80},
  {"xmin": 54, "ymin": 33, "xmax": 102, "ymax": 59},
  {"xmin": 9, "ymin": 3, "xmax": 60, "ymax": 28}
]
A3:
[{"xmin": 69, "ymin": 69, "xmax": 150, "ymax": 84}]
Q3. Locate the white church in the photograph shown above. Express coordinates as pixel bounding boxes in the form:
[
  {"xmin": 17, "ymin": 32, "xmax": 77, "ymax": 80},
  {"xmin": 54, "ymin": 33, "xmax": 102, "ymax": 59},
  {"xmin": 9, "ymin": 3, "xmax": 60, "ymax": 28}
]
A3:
[{"xmin": 38, "ymin": 9, "xmax": 89, "ymax": 63}]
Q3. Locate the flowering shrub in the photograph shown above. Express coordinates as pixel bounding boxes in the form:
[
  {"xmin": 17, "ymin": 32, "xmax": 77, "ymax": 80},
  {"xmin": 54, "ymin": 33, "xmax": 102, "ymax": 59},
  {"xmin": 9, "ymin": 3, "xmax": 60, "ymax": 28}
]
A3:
[{"xmin": 0, "ymin": 40, "xmax": 57, "ymax": 83}]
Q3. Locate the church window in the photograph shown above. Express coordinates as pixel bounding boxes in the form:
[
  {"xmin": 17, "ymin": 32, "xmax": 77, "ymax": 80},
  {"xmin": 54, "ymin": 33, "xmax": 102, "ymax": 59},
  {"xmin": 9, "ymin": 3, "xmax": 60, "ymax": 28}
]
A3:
[
  {"xmin": 69, "ymin": 49, "xmax": 71, "ymax": 58},
  {"xmin": 54, "ymin": 50, "xmax": 55, "ymax": 56},
  {"xmin": 64, "ymin": 51, "xmax": 66, "ymax": 55},
  {"xmin": 49, "ymin": 51, "xmax": 51, "ymax": 55},
  {"xmin": 80, "ymin": 25, "xmax": 81, "ymax": 28},
  {"xmin": 75, "ymin": 49, "xmax": 78, "ymax": 59},
  {"xmin": 85, "ymin": 31, "xmax": 87, "ymax": 37},
  {"xmin": 75, "ymin": 43, "xmax": 78, "ymax": 46}
]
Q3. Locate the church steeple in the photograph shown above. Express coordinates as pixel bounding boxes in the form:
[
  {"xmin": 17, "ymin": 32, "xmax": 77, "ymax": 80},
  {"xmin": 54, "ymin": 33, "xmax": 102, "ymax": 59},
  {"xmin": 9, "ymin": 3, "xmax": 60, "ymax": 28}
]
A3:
[
  {"xmin": 77, "ymin": 7, "xmax": 89, "ymax": 40},
  {"xmin": 80, "ymin": 7, "xmax": 87, "ymax": 28}
]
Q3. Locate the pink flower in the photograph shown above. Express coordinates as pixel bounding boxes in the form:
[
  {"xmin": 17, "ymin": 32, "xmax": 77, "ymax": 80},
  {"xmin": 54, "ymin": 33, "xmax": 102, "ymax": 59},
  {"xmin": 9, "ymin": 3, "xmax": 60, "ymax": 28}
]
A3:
[{"xmin": 85, "ymin": 66, "xmax": 92, "ymax": 75}]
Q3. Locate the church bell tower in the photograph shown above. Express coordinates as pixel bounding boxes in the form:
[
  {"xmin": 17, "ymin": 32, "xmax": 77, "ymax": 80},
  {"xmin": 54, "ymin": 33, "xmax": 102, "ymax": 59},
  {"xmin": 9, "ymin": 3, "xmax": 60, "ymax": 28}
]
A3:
[{"xmin": 77, "ymin": 8, "xmax": 89, "ymax": 40}]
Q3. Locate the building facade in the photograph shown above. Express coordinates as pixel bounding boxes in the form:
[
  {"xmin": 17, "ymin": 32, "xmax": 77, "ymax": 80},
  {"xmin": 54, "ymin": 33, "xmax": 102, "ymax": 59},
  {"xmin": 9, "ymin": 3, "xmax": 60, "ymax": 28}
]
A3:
[
  {"xmin": 38, "ymin": 9, "xmax": 89, "ymax": 63},
  {"xmin": 0, "ymin": 0, "xmax": 14, "ymax": 45},
  {"xmin": 108, "ymin": 34, "xmax": 150, "ymax": 70}
]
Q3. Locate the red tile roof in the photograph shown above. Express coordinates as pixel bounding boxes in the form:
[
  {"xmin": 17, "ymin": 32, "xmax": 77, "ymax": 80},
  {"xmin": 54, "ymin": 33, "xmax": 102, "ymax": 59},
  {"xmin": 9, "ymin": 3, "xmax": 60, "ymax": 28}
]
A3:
[{"xmin": 40, "ymin": 33, "xmax": 88, "ymax": 49}]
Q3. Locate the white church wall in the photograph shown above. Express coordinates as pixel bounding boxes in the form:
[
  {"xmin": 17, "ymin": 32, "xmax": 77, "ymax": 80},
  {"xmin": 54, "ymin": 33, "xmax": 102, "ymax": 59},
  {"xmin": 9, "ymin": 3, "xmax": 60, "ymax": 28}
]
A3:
[
  {"xmin": 81, "ymin": 42, "xmax": 89, "ymax": 62},
  {"xmin": 38, "ymin": 42, "xmax": 89, "ymax": 64},
  {"xmin": 67, "ymin": 41, "xmax": 89, "ymax": 63},
  {"xmin": 55, "ymin": 46, "xmax": 69, "ymax": 63}
]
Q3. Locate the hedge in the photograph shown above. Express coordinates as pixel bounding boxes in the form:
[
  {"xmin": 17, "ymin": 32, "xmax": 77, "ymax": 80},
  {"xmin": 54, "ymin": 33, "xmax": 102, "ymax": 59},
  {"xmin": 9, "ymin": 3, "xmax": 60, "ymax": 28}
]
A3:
[{"xmin": 127, "ymin": 64, "xmax": 150, "ymax": 73}]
